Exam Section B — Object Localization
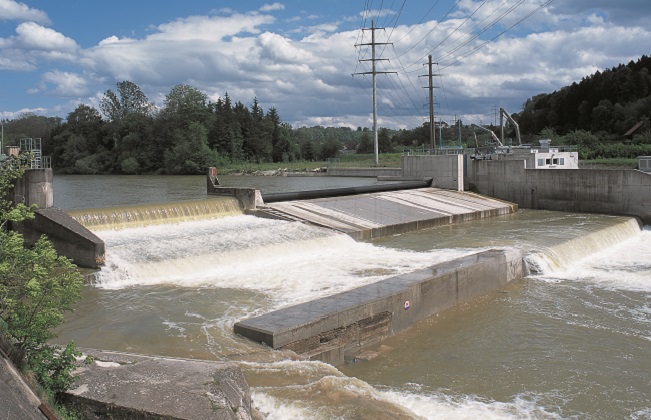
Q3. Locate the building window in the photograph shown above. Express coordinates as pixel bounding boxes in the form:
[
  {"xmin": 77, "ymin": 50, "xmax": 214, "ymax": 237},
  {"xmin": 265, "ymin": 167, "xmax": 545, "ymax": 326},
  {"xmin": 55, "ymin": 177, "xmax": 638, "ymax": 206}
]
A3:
[
  {"xmin": 559, "ymin": 158, "xmax": 565, "ymax": 165},
  {"xmin": 538, "ymin": 159, "xmax": 544, "ymax": 166},
  {"xmin": 545, "ymin": 158, "xmax": 551, "ymax": 165},
  {"xmin": 552, "ymin": 158, "xmax": 559, "ymax": 165}
]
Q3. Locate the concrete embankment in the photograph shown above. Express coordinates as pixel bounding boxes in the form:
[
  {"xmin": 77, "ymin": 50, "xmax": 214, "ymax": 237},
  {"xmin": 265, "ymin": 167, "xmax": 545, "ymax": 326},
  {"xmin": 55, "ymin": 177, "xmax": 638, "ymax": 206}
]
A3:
[
  {"xmin": 0, "ymin": 346, "xmax": 46, "ymax": 419},
  {"xmin": 259, "ymin": 188, "xmax": 517, "ymax": 240},
  {"xmin": 65, "ymin": 349, "xmax": 252, "ymax": 420},
  {"xmin": 235, "ymin": 249, "xmax": 523, "ymax": 365}
]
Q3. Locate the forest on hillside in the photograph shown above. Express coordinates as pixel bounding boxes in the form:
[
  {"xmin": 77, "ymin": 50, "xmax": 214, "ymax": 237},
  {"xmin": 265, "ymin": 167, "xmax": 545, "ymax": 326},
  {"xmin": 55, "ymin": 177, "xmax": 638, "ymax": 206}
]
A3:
[{"xmin": 517, "ymin": 55, "xmax": 651, "ymax": 137}]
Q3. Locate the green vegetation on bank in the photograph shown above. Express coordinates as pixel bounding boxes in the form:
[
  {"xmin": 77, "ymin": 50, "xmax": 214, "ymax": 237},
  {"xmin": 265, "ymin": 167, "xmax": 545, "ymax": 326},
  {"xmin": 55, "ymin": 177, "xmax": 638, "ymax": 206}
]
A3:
[{"xmin": 0, "ymin": 155, "xmax": 84, "ymax": 411}]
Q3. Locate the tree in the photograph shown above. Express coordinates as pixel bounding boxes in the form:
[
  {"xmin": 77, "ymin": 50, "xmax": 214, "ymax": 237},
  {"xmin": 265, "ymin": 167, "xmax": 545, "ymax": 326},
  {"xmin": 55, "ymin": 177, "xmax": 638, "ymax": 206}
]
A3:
[
  {"xmin": 164, "ymin": 122, "xmax": 218, "ymax": 174},
  {"xmin": 0, "ymin": 155, "xmax": 84, "ymax": 398},
  {"xmin": 100, "ymin": 81, "xmax": 154, "ymax": 122},
  {"xmin": 268, "ymin": 107, "xmax": 291, "ymax": 162},
  {"xmin": 161, "ymin": 84, "xmax": 210, "ymax": 126},
  {"xmin": 356, "ymin": 133, "xmax": 373, "ymax": 153}
]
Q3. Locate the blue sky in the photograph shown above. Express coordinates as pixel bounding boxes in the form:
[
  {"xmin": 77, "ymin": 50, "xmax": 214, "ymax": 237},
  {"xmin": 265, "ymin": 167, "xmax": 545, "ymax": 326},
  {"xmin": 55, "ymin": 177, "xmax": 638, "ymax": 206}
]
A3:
[{"xmin": 1, "ymin": 0, "xmax": 650, "ymax": 129}]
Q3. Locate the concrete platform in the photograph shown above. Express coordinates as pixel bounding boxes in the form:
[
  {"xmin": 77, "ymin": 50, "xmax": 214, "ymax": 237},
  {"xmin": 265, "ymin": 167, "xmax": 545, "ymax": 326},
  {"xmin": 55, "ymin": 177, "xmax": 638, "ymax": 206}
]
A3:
[
  {"xmin": 64, "ymin": 349, "xmax": 252, "ymax": 420},
  {"xmin": 259, "ymin": 188, "xmax": 517, "ymax": 239},
  {"xmin": 234, "ymin": 249, "xmax": 523, "ymax": 365}
]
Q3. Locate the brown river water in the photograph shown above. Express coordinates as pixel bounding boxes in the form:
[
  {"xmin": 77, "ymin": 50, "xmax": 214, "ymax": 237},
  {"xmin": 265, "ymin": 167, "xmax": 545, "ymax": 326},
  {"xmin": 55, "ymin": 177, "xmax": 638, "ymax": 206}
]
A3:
[{"xmin": 53, "ymin": 175, "xmax": 651, "ymax": 419}]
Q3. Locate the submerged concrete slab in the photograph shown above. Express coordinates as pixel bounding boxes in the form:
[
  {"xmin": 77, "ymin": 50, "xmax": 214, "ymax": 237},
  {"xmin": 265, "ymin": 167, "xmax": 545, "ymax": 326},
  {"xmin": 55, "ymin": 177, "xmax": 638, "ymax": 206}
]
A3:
[
  {"xmin": 261, "ymin": 188, "xmax": 517, "ymax": 239},
  {"xmin": 64, "ymin": 349, "xmax": 252, "ymax": 420},
  {"xmin": 235, "ymin": 249, "xmax": 523, "ymax": 365}
]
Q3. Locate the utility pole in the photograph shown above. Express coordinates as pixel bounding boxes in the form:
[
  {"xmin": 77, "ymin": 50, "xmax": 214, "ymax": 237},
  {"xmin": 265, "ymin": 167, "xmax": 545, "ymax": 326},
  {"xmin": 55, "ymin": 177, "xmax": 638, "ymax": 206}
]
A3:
[
  {"xmin": 420, "ymin": 55, "xmax": 440, "ymax": 152},
  {"xmin": 353, "ymin": 20, "xmax": 396, "ymax": 166}
]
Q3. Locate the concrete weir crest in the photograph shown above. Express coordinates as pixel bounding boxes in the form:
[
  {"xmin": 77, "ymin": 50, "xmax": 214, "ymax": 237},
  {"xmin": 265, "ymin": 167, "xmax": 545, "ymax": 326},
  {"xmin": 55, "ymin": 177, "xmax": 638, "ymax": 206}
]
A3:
[{"xmin": 235, "ymin": 249, "xmax": 523, "ymax": 366}]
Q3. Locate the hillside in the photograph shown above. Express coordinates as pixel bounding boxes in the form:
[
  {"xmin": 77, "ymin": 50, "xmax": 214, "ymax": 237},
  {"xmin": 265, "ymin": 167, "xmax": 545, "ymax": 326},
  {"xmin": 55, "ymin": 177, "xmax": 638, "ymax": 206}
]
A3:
[{"xmin": 517, "ymin": 55, "xmax": 651, "ymax": 137}]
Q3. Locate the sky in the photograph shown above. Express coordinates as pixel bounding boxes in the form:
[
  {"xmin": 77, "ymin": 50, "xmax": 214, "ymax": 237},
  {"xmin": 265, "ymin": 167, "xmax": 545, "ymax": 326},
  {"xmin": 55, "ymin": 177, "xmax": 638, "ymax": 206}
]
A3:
[{"xmin": 1, "ymin": 0, "xmax": 650, "ymax": 130}]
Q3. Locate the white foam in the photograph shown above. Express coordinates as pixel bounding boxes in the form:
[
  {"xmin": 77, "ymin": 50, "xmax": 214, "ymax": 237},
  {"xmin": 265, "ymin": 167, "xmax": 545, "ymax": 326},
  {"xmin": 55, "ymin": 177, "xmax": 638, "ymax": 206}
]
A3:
[
  {"xmin": 251, "ymin": 392, "xmax": 314, "ymax": 419},
  {"xmin": 526, "ymin": 224, "xmax": 651, "ymax": 292},
  {"xmin": 93, "ymin": 215, "xmax": 476, "ymax": 309},
  {"xmin": 95, "ymin": 361, "xmax": 121, "ymax": 368},
  {"xmin": 377, "ymin": 389, "xmax": 564, "ymax": 420}
]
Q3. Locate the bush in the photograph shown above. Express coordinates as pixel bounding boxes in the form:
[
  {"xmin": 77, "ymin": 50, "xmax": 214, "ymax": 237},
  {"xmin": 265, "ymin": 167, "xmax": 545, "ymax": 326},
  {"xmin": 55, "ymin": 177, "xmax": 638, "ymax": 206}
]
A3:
[{"xmin": 0, "ymin": 155, "xmax": 84, "ymax": 398}]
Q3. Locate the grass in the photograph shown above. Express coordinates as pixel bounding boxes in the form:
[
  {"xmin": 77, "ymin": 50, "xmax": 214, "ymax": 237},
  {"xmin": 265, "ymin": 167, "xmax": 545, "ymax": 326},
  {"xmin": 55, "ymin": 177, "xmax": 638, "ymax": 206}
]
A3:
[
  {"xmin": 579, "ymin": 158, "xmax": 638, "ymax": 169},
  {"xmin": 217, "ymin": 153, "xmax": 403, "ymax": 174}
]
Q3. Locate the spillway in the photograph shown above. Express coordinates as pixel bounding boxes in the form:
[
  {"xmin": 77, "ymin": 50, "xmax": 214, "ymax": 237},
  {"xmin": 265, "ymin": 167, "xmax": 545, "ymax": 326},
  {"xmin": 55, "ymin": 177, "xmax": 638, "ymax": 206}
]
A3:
[{"xmin": 56, "ymin": 208, "xmax": 650, "ymax": 419}]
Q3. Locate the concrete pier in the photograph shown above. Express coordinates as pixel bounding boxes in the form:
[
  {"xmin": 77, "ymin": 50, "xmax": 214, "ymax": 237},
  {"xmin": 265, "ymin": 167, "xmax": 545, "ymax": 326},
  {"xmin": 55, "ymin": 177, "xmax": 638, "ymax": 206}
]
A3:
[
  {"xmin": 258, "ymin": 188, "xmax": 517, "ymax": 240},
  {"xmin": 235, "ymin": 249, "xmax": 523, "ymax": 365},
  {"xmin": 18, "ymin": 207, "xmax": 105, "ymax": 268}
]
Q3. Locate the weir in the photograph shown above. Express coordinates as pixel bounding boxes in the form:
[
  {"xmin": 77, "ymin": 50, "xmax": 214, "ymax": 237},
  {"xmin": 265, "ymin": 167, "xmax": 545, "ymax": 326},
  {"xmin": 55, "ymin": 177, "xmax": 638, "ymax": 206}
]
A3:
[
  {"xmin": 68, "ymin": 197, "xmax": 243, "ymax": 230},
  {"xmin": 234, "ymin": 248, "xmax": 523, "ymax": 365}
]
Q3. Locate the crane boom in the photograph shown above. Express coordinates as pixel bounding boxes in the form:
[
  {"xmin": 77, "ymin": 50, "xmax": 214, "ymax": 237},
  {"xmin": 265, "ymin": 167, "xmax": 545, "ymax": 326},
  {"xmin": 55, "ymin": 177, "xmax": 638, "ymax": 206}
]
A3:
[
  {"xmin": 471, "ymin": 124, "xmax": 503, "ymax": 147},
  {"xmin": 500, "ymin": 108, "xmax": 521, "ymax": 145}
]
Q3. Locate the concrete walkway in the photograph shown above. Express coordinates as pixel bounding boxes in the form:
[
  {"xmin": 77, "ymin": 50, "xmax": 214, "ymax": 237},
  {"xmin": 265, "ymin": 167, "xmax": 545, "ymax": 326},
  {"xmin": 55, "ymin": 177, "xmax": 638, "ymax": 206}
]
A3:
[{"xmin": 260, "ymin": 188, "xmax": 517, "ymax": 239}]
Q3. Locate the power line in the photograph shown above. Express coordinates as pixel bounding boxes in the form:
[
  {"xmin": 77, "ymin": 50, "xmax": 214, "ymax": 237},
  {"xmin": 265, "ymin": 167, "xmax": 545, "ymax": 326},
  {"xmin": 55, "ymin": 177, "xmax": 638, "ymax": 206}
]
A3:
[{"xmin": 353, "ymin": 20, "xmax": 397, "ymax": 165}]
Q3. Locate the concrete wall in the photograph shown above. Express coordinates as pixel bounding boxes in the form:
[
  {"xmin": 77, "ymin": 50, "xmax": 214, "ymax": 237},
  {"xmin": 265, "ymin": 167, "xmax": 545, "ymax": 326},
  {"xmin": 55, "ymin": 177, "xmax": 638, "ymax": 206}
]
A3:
[
  {"xmin": 234, "ymin": 249, "xmax": 523, "ymax": 365},
  {"xmin": 13, "ymin": 168, "xmax": 53, "ymax": 208},
  {"xmin": 402, "ymin": 155, "xmax": 464, "ymax": 190},
  {"xmin": 467, "ymin": 160, "xmax": 651, "ymax": 224},
  {"xmin": 327, "ymin": 167, "xmax": 402, "ymax": 178},
  {"xmin": 207, "ymin": 167, "xmax": 263, "ymax": 210},
  {"xmin": 18, "ymin": 208, "xmax": 106, "ymax": 268}
]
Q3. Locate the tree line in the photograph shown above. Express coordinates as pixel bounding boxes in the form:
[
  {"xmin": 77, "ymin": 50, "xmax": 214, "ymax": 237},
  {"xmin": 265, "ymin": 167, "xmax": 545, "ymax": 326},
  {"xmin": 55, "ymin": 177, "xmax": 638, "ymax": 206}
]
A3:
[
  {"xmin": 2, "ymin": 81, "xmax": 424, "ymax": 174},
  {"xmin": 517, "ymin": 55, "xmax": 651, "ymax": 137}
]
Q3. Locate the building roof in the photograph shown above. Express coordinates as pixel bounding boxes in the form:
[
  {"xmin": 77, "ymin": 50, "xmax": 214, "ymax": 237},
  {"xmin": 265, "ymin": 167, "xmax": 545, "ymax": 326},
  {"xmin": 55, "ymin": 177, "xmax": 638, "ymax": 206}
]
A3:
[{"xmin": 624, "ymin": 121, "xmax": 644, "ymax": 137}]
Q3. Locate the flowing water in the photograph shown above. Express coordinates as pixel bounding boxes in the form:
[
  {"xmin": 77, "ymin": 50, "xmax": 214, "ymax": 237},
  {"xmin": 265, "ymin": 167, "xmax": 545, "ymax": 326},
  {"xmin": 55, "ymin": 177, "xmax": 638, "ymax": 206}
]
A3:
[{"xmin": 52, "ymin": 175, "xmax": 651, "ymax": 419}]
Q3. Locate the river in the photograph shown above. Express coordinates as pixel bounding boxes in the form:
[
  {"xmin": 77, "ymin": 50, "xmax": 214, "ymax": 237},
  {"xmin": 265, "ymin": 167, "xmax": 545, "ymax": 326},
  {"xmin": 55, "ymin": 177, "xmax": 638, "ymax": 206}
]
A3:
[{"xmin": 53, "ymin": 174, "xmax": 651, "ymax": 419}]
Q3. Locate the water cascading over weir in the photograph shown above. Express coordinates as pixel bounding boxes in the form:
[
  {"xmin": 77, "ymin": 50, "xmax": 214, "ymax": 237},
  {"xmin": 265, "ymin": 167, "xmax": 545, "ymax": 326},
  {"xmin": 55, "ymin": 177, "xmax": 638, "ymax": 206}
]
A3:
[{"xmin": 68, "ymin": 197, "xmax": 244, "ymax": 230}]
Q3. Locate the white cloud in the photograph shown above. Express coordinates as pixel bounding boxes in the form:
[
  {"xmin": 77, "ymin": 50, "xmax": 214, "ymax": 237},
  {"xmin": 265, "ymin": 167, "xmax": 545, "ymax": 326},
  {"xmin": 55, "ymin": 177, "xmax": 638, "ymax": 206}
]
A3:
[
  {"xmin": 39, "ymin": 70, "xmax": 89, "ymax": 97},
  {"xmin": 4, "ymin": 3, "xmax": 651, "ymax": 130},
  {"xmin": 0, "ymin": 0, "xmax": 50, "ymax": 24},
  {"xmin": 148, "ymin": 13, "xmax": 275, "ymax": 42},
  {"xmin": 260, "ymin": 3, "xmax": 285, "ymax": 12},
  {"xmin": 13, "ymin": 22, "xmax": 79, "ymax": 52}
]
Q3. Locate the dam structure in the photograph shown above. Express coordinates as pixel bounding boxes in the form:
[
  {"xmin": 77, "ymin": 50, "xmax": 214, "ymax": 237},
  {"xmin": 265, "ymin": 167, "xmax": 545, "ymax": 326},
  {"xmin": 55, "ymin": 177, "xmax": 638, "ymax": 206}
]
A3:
[
  {"xmin": 206, "ymin": 168, "xmax": 524, "ymax": 363},
  {"xmin": 207, "ymin": 167, "xmax": 517, "ymax": 240}
]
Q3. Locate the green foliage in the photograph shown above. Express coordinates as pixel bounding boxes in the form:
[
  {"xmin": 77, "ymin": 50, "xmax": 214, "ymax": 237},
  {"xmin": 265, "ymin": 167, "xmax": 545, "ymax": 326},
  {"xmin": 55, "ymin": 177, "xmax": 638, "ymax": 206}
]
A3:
[
  {"xmin": 560, "ymin": 129, "xmax": 599, "ymax": 148},
  {"xmin": 0, "ymin": 231, "xmax": 83, "ymax": 351},
  {"xmin": 28, "ymin": 342, "xmax": 81, "ymax": 397},
  {"xmin": 164, "ymin": 122, "xmax": 217, "ymax": 174},
  {"xmin": 0, "ymin": 158, "xmax": 84, "ymax": 397},
  {"xmin": 120, "ymin": 156, "xmax": 140, "ymax": 174},
  {"xmin": 518, "ymin": 55, "xmax": 651, "ymax": 135}
]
